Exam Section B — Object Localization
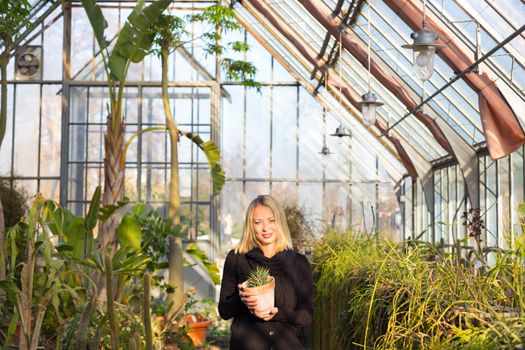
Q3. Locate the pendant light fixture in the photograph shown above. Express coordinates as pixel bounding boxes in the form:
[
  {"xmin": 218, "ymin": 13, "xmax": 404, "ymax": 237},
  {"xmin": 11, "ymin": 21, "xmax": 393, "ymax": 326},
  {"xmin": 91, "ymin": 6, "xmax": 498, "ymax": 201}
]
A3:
[
  {"xmin": 320, "ymin": 106, "xmax": 333, "ymax": 155},
  {"xmin": 401, "ymin": 0, "xmax": 445, "ymax": 81},
  {"xmin": 331, "ymin": 32, "xmax": 351, "ymax": 138},
  {"xmin": 358, "ymin": 1, "xmax": 382, "ymax": 126},
  {"xmin": 319, "ymin": 145, "xmax": 333, "ymax": 155}
]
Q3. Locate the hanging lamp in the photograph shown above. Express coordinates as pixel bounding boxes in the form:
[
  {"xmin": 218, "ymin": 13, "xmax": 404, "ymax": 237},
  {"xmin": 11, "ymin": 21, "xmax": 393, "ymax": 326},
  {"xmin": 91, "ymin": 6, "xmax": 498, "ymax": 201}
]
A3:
[
  {"xmin": 358, "ymin": 1, "xmax": 383, "ymax": 126},
  {"xmin": 319, "ymin": 144, "xmax": 333, "ymax": 155},
  {"xmin": 330, "ymin": 33, "xmax": 351, "ymax": 138},
  {"xmin": 401, "ymin": 0, "xmax": 445, "ymax": 81}
]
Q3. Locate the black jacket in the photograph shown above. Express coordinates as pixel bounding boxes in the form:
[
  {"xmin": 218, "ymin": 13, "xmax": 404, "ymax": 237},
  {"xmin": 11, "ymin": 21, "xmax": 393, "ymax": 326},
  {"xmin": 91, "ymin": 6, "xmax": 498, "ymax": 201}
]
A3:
[{"xmin": 218, "ymin": 248, "xmax": 313, "ymax": 350}]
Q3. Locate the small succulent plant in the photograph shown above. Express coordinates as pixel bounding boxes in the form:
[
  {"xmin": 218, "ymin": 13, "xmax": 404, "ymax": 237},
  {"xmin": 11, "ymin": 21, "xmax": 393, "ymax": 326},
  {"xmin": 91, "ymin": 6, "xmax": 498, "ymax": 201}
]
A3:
[{"xmin": 246, "ymin": 266, "xmax": 271, "ymax": 288}]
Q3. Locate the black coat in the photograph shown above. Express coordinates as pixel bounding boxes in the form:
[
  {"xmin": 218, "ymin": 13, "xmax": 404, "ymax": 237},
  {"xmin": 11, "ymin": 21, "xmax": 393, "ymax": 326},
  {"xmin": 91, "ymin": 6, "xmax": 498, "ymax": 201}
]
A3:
[{"xmin": 218, "ymin": 248, "xmax": 313, "ymax": 350}]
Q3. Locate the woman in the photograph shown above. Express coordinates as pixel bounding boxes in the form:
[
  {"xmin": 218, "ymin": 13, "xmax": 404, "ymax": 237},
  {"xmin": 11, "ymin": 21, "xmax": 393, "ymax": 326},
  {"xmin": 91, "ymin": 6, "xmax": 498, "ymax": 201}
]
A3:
[{"xmin": 219, "ymin": 195, "xmax": 313, "ymax": 350}]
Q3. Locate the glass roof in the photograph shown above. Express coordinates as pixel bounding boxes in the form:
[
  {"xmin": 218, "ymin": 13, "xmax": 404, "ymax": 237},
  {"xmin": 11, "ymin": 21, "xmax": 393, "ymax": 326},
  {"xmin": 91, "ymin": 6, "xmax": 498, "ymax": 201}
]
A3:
[
  {"xmin": 231, "ymin": 0, "xmax": 525, "ymax": 170},
  {"xmin": 234, "ymin": 3, "xmax": 406, "ymax": 182}
]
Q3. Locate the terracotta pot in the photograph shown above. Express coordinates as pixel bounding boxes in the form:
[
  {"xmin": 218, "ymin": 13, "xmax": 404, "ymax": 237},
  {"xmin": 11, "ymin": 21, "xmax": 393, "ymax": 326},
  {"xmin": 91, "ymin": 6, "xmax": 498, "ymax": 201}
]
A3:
[
  {"xmin": 241, "ymin": 276, "xmax": 275, "ymax": 311},
  {"xmin": 183, "ymin": 314, "xmax": 212, "ymax": 346}
]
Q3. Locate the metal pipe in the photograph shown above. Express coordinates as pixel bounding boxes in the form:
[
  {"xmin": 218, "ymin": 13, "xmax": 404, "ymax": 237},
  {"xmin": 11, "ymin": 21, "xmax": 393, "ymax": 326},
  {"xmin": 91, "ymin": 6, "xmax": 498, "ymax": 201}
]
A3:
[{"xmin": 382, "ymin": 24, "xmax": 525, "ymax": 137}]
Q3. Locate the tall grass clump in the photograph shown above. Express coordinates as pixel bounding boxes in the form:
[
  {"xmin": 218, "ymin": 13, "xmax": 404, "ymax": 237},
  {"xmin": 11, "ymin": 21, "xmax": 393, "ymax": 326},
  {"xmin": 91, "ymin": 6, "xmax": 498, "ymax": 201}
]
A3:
[{"xmin": 312, "ymin": 230, "xmax": 525, "ymax": 350}]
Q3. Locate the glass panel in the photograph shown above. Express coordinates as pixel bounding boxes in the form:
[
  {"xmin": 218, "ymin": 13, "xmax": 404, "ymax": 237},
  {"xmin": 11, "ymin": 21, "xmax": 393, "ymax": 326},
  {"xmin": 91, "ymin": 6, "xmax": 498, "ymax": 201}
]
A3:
[
  {"xmin": 40, "ymin": 85, "xmax": 62, "ymax": 177},
  {"xmin": 299, "ymin": 183, "xmax": 323, "ymax": 235},
  {"xmin": 222, "ymin": 86, "xmax": 244, "ymax": 178},
  {"xmin": 220, "ymin": 181, "xmax": 245, "ymax": 252},
  {"xmin": 14, "ymin": 85, "xmax": 40, "ymax": 177},
  {"xmin": 485, "ymin": 158, "xmax": 498, "ymax": 247},
  {"xmin": 40, "ymin": 179, "xmax": 60, "ymax": 202},
  {"xmin": 0, "ymin": 86, "xmax": 14, "ymax": 175},
  {"xmin": 298, "ymin": 89, "xmax": 323, "ymax": 179},
  {"xmin": 245, "ymin": 87, "xmax": 270, "ymax": 178},
  {"xmin": 196, "ymin": 205, "xmax": 210, "ymax": 239},
  {"xmin": 272, "ymin": 86, "xmax": 297, "ymax": 179},
  {"xmin": 499, "ymin": 157, "xmax": 511, "ymax": 247},
  {"xmin": 324, "ymin": 182, "xmax": 351, "ymax": 232},
  {"xmin": 511, "ymin": 148, "xmax": 524, "ymax": 236}
]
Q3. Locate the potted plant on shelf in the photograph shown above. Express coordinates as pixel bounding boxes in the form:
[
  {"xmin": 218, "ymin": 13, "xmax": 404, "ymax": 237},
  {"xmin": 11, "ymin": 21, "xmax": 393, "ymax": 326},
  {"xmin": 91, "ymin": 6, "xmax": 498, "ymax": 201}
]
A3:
[{"xmin": 241, "ymin": 266, "xmax": 275, "ymax": 311}]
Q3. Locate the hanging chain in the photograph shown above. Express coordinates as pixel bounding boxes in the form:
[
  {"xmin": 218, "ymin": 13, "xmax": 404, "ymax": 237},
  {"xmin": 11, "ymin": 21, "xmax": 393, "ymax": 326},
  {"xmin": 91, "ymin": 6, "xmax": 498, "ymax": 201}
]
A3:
[
  {"xmin": 338, "ymin": 31, "xmax": 344, "ymax": 124},
  {"xmin": 367, "ymin": 0, "xmax": 372, "ymax": 92}
]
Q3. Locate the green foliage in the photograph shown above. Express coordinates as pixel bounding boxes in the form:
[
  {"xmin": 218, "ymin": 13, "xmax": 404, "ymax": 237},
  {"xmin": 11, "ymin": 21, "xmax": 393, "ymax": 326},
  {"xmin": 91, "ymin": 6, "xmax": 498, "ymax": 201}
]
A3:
[
  {"xmin": 245, "ymin": 265, "xmax": 271, "ymax": 288},
  {"xmin": 108, "ymin": 0, "xmax": 171, "ymax": 81},
  {"xmin": 1, "ymin": 194, "xmax": 78, "ymax": 348},
  {"xmin": 152, "ymin": 14, "xmax": 188, "ymax": 53},
  {"xmin": 132, "ymin": 204, "xmax": 185, "ymax": 272},
  {"xmin": 181, "ymin": 132, "xmax": 225, "ymax": 196},
  {"xmin": 131, "ymin": 204, "xmax": 220, "ymax": 285},
  {"xmin": 312, "ymin": 231, "xmax": 525, "ymax": 350},
  {"xmin": 184, "ymin": 242, "xmax": 220, "ymax": 285},
  {"xmin": 118, "ymin": 213, "xmax": 142, "ymax": 251},
  {"xmin": 0, "ymin": 180, "xmax": 27, "ymax": 230},
  {"xmin": 80, "ymin": 0, "xmax": 110, "ymax": 51},
  {"xmin": 189, "ymin": 4, "xmax": 241, "ymax": 55},
  {"xmin": 0, "ymin": 0, "xmax": 31, "ymax": 41},
  {"xmin": 151, "ymin": 3, "xmax": 260, "ymax": 91}
]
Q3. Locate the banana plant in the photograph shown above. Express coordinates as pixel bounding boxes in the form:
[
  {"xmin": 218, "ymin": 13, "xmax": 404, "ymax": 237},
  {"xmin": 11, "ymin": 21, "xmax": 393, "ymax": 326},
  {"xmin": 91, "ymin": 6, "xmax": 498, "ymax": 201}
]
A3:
[{"xmin": 81, "ymin": 0, "xmax": 171, "ymax": 250}]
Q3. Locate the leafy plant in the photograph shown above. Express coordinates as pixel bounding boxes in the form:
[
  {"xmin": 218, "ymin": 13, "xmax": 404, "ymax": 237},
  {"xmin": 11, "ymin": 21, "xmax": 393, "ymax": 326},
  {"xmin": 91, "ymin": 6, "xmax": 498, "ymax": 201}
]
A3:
[
  {"xmin": 0, "ymin": 194, "xmax": 77, "ymax": 350},
  {"xmin": 0, "ymin": 0, "xmax": 32, "ymax": 285},
  {"xmin": 245, "ymin": 266, "xmax": 271, "ymax": 288}
]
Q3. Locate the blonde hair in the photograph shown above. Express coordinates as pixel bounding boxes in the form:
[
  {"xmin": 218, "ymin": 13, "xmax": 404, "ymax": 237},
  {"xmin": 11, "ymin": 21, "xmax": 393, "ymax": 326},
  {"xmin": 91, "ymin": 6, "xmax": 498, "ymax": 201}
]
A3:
[{"xmin": 235, "ymin": 195, "xmax": 293, "ymax": 254}]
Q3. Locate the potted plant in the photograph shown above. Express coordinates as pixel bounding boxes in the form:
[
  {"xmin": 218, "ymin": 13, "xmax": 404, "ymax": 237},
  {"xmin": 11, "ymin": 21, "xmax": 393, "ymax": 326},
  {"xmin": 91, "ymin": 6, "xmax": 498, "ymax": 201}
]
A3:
[
  {"xmin": 241, "ymin": 266, "xmax": 275, "ymax": 311},
  {"xmin": 181, "ymin": 289, "xmax": 215, "ymax": 347}
]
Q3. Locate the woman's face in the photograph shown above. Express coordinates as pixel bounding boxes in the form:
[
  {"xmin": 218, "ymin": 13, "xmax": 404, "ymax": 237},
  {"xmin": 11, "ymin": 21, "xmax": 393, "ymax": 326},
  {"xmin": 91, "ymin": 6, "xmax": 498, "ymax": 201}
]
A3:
[{"xmin": 252, "ymin": 205, "xmax": 278, "ymax": 247}]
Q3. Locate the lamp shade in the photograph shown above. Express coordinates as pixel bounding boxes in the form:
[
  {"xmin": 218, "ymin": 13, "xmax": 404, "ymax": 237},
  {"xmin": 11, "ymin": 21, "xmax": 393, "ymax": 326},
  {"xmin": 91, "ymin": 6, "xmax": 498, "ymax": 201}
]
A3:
[
  {"xmin": 319, "ymin": 145, "xmax": 333, "ymax": 155},
  {"xmin": 330, "ymin": 124, "xmax": 351, "ymax": 137},
  {"xmin": 402, "ymin": 28, "xmax": 445, "ymax": 81},
  {"xmin": 358, "ymin": 92, "xmax": 383, "ymax": 126}
]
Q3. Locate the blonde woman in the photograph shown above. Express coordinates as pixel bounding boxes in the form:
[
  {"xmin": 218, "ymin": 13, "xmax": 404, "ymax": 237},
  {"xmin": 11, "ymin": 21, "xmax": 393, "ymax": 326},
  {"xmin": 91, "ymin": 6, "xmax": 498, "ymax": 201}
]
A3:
[{"xmin": 219, "ymin": 195, "xmax": 313, "ymax": 350}]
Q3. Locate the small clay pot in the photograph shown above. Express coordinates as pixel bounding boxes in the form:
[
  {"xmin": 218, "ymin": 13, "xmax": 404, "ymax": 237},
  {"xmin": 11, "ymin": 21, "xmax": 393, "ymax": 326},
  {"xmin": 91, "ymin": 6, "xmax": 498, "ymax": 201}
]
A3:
[{"xmin": 241, "ymin": 276, "xmax": 275, "ymax": 311}]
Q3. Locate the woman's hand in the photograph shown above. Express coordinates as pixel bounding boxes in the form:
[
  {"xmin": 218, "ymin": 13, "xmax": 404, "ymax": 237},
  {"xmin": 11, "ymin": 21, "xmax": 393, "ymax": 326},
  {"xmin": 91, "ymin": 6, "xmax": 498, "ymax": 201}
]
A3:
[
  {"xmin": 238, "ymin": 284, "xmax": 258, "ymax": 310},
  {"xmin": 253, "ymin": 307, "xmax": 278, "ymax": 321},
  {"xmin": 238, "ymin": 284, "xmax": 279, "ymax": 321}
]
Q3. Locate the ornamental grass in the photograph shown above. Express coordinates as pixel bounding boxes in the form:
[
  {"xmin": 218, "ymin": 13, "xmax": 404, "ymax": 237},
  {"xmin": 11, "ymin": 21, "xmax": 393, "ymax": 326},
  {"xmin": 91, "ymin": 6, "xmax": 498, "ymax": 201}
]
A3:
[{"xmin": 312, "ymin": 231, "xmax": 525, "ymax": 350}]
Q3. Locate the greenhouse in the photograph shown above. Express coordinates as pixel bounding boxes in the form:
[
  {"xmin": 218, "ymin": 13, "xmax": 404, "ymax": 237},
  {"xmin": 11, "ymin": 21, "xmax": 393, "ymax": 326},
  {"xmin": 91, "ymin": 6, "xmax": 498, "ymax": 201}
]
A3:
[{"xmin": 0, "ymin": 0, "xmax": 524, "ymax": 349}]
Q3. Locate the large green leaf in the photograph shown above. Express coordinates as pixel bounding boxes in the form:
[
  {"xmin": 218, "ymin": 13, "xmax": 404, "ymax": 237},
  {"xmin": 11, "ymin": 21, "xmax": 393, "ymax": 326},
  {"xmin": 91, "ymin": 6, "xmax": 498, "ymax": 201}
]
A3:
[
  {"xmin": 85, "ymin": 186, "xmax": 101, "ymax": 231},
  {"xmin": 43, "ymin": 200, "xmax": 76, "ymax": 238},
  {"xmin": 117, "ymin": 213, "xmax": 142, "ymax": 251},
  {"xmin": 182, "ymin": 132, "xmax": 225, "ymax": 196},
  {"xmin": 64, "ymin": 216, "xmax": 94, "ymax": 260},
  {"xmin": 81, "ymin": 0, "xmax": 110, "ymax": 51},
  {"xmin": 108, "ymin": 0, "xmax": 171, "ymax": 81},
  {"xmin": 185, "ymin": 242, "xmax": 221, "ymax": 285}
]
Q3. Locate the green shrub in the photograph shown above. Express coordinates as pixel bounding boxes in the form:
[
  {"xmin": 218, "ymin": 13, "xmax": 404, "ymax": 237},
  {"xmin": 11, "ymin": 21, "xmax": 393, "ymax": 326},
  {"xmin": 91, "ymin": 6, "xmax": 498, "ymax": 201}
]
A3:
[
  {"xmin": 0, "ymin": 180, "xmax": 27, "ymax": 229},
  {"xmin": 312, "ymin": 231, "xmax": 525, "ymax": 350}
]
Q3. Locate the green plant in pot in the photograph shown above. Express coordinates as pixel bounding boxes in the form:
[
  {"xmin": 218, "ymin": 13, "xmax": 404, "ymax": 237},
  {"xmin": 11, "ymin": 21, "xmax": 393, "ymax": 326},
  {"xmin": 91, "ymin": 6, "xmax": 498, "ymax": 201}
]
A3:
[{"xmin": 241, "ymin": 266, "xmax": 275, "ymax": 311}]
